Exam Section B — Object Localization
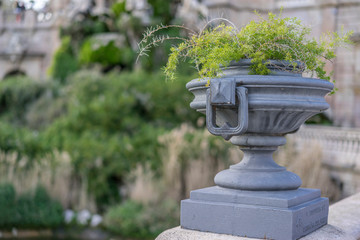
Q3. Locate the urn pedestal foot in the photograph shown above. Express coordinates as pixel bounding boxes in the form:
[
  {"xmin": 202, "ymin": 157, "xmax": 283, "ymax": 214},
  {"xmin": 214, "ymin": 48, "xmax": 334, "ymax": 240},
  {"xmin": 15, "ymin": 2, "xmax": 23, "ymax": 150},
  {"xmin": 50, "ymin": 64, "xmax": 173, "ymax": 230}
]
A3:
[
  {"xmin": 214, "ymin": 135, "xmax": 302, "ymax": 191},
  {"xmin": 181, "ymin": 187, "xmax": 328, "ymax": 240}
]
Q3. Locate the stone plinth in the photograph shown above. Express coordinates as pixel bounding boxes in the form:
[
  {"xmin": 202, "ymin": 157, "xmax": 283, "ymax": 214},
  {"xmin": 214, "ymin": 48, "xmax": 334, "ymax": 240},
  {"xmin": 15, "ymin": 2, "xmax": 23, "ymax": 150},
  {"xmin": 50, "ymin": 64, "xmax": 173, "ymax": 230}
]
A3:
[
  {"xmin": 181, "ymin": 187, "xmax": 328, "ymax": 240},
  {"xmin": 156, "ymin": 192, "xmax": 360, "ymax": 240}
]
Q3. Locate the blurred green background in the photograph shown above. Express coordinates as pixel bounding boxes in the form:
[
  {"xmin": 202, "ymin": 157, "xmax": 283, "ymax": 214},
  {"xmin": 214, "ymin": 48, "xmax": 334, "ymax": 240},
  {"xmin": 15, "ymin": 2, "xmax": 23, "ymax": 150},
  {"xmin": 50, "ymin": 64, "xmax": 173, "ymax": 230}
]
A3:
[
  {"xmin": 0, "ymin": 0, "xmax": 345, "ymax": 239},
  {"xmin": 0, "ymin": 0, "xmax": 223, "ymax": 239}
]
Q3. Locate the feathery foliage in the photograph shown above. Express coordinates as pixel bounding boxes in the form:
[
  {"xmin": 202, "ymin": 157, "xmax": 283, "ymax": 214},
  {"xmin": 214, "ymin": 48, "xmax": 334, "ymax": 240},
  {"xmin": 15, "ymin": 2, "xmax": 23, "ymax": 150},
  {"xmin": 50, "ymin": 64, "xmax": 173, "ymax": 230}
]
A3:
[{"xmin": 138, "ymin": 12, "xmax": 353, "ymax": 83}]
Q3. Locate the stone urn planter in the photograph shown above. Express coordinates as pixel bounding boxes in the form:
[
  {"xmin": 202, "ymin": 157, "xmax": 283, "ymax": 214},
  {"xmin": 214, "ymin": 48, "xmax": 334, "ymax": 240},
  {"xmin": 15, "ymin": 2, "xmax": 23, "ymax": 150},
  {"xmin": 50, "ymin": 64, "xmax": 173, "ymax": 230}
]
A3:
[{"xmin": 181, "ymin": 60, "xmax": 333, "ymax": 240}]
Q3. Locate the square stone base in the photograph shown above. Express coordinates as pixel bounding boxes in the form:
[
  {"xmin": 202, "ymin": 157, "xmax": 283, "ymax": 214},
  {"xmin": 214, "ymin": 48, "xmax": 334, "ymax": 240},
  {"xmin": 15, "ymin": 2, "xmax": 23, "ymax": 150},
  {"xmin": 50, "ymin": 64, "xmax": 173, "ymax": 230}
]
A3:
[{"xmin": 181, "ymin": 187, "xmax": 329, "ymax": 240}]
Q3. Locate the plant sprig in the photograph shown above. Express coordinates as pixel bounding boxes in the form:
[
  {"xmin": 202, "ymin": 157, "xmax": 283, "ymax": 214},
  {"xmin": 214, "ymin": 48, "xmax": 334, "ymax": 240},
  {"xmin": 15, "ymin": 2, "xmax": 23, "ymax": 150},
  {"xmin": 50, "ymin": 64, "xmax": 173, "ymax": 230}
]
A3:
[
  {"xmin": 137, "ymin": 11, "xmax": 353, "ymax": 83},
  {"xmin": 136, "ymin": 24, "xmax": 196, "ymax": 63}
]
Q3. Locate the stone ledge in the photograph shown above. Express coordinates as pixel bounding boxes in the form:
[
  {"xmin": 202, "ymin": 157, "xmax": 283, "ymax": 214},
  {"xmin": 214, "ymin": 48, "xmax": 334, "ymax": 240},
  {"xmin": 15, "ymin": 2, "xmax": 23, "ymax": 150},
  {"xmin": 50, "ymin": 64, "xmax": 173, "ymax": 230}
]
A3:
[
  {"xmin": 327, "ymin": 192, "xmax": 360, "ymax": 239},
  {"xmin": 156, "ymin": 192, "xmax": 360, "ymax": 240}
]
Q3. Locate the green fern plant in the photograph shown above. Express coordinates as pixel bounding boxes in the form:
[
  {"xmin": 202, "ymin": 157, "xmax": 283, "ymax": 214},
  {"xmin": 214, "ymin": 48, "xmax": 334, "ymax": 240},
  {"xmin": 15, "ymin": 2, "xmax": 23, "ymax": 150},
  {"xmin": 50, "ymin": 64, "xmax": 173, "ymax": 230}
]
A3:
[{"xmin": 138, "ymin": 11, "xmax": 352, "ymax": 84}]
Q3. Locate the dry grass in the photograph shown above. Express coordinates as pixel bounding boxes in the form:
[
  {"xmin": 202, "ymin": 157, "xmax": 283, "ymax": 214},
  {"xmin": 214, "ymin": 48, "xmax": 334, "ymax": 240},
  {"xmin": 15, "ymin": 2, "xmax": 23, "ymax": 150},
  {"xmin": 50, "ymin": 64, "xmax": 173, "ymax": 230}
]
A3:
[
  {"xmin": 0, "ymin": 125, "xmax": 341, "ymax": 210},
  {"xmin": 276, "ymin": 138, "xmax": 341, "ymax": 202},
  {"xmin": 127, "ymin": 124, "xmax": 240, "ymax": 203},
  {"xmin": 0, "ymin": 152, "xmax": 97, "ymax": 212},
  {"xmin": 128, "ymin": 124, "xmax": 341, "ymax": 204}
]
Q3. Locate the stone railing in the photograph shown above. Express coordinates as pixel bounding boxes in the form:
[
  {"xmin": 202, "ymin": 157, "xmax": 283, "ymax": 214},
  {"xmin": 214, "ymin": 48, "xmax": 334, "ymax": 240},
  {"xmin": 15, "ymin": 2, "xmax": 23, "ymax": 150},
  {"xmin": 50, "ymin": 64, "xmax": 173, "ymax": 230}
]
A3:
[
  {"xmin": 292, "ymin": 125, "xmax": 360, "ymax": 170},
  {"xmin": 290, "ymin": 124, "xmax": 360, "ymax": 196},
  {"xmin": 0, "ymin": 9, "xmax": 53, "ymax": 29}
]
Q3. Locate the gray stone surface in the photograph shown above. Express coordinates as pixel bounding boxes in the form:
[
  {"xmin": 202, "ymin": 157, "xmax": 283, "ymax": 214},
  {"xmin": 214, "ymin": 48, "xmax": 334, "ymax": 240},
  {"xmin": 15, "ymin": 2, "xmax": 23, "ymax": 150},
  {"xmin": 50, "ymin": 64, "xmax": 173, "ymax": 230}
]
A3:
[
  {"xmin": 181, "ymin": 187, "xmax": 328, "ymax": 240},
  {"xmin": 156, "ymin": 225, "xmax": 355, "ymax": 240},
  {"xmin": 156, "ymin": 227, "xmax": 257, "ymax": 240},
  {"xmin": 156, "ymin": 192, "xmax": 360, "ymax": 240},
  {"xmin": 213, "ymin": 147, "xmax": 303, "ymax": 191},
  {"xmin": 327, "ymin": 192, "xmax": 360, "ymax": 239},
  {"xmin": 189, "ymin": 187, "xmax": 320, "ymax": 208}
]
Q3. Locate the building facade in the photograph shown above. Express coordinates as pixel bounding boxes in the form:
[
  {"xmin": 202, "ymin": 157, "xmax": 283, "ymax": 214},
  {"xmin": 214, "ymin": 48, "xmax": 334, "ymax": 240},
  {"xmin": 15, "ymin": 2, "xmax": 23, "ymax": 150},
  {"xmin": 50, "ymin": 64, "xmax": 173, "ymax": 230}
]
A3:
[{"xmin": 0, "ymin": 0, "xmax": 112, "ymax": 81}]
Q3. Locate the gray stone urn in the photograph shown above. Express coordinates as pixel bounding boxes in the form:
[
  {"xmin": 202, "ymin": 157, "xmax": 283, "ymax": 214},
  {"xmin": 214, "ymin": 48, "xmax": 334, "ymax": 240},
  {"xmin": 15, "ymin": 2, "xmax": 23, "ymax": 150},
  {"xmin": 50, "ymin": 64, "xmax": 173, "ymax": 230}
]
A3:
[{"xmin": 181, "ymin": 60, "xmax": 333, "ymax": 240}]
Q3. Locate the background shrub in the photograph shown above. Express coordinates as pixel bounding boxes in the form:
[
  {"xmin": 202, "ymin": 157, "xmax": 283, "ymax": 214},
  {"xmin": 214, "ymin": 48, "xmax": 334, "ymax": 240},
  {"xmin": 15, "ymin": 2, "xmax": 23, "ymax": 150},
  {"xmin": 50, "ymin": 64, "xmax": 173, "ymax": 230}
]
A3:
[
  {"xmin": 103, "ymin": 199, "xmax": 179, "ymax": 239},
  {"xmin": 0, "ymin": 76, "xmax": 50, "ymax": 125},
  {"xmin": 48, "ymin": 37, "xmax": 79, "ymax": 83},
  {"xmin": 0, "ymin": 183, "xmax": 63, "ymax": 229},
  {"xmin": 0, "ymin": 183, "xmax": 17, "ymax": 228},
  {"xmin": 0, "ymin": 70, "xmax": 200, "ymax": 211},
  {"xmin": 41, "ymin": 70, "xmax": 200, "ymax": 209}
]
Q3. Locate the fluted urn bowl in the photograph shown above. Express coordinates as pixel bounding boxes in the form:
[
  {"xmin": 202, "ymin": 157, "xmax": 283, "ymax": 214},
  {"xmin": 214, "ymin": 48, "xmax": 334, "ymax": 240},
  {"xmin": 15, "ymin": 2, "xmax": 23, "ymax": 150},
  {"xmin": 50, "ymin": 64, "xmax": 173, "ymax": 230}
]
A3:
[{"xmin": 186, "ymin": 60, "xmax": 334, "ymax": 191}]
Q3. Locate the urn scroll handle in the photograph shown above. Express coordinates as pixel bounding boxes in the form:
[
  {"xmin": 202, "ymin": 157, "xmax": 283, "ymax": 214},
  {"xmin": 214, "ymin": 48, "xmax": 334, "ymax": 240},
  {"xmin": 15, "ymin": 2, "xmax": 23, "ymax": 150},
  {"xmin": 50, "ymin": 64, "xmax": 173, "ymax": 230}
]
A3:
[{"xmin": 206, "ymin": 78, "xmax": 248, "ymax": 140}]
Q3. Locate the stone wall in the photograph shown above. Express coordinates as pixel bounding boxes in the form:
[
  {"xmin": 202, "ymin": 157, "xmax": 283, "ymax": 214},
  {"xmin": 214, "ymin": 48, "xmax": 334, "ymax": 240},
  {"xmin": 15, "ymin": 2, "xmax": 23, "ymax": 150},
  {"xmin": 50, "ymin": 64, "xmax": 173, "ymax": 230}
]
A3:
[
  {"xmin": 0, "ymin": 0, "xmax": 108, "ymax": 81},
  {"xmin": 0, "ymin": 6, "xmax": 61, "ymax": 80}
]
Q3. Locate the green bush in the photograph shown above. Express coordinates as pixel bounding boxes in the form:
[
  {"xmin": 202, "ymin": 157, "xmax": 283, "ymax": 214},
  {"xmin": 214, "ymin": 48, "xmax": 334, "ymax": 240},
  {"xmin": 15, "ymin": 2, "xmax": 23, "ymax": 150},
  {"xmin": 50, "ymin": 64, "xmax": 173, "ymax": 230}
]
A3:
[
  {"xmin": 111, "ymin": 1, "xmax": 126, "ymax": 17},
  {"xmin": 48, "ymin": 36, "xmax": 79, "ymax": 83},
  {"xmin": 0, "ymin": 183, "xmax": 17, "ymax": 228},
  {"xmin": 0, "ymin": 76, "xmax": 50, "ymax": 125},
  {"xmin": 43, "ymin": 70, "xmax": 200, "ymax": 209},
  {"xmin": 79, "ymin": 38, "xmax": 135, "ymax": 67},
  {"xmin": 0, "ymin": 70, "xmax": 200, "ymax": 211},
  {"xmin": 104, "ymin": 200, "xmax": 179, "ymax": 239},
  {"xmin": 0, "ymin": 184, "xmax": 63, "ymax": 229},
  {"xmin": 0, "ymin": 122, "xmax": 49, "ymax": 161},
  {"xmin": 0, "ymin": 75, "xmax": 55, "ymax": 160}
]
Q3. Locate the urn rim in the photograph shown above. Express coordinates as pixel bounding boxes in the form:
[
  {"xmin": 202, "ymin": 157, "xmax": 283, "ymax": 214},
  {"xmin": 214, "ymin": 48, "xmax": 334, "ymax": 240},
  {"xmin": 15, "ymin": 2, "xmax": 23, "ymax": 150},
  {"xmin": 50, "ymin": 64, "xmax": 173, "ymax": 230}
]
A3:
[{"xmin": 186, "ymin": 75, "xmax": 334, "ymax": 91}]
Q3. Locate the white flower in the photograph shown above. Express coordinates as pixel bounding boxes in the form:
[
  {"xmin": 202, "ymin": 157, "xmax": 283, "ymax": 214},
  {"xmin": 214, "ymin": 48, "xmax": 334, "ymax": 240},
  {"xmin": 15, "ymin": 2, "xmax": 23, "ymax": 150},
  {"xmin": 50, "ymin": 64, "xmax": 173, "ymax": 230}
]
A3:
[
  {"xmin": 64, "ymin": 209, "xmax": 75, "ymax": 224},
  {"xmin": 90, "ymin": 214, "xmax": 103, "ymax": 227},
  {"xmin": 77, "ymin": 209, "xmax": 91, "ymax": 225}
]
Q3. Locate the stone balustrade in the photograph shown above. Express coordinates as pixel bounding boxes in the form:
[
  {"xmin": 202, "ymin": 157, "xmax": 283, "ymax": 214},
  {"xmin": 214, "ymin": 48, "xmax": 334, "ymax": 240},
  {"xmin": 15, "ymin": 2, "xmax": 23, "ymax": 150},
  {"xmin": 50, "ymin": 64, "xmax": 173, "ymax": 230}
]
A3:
[
  {"xmin": 0, "ymin": 9, "xmax": 53, "ymax": 29},
  {"xmin": 0, "ymin": 8, "xmax": 59, "ymax": 80},
  {"xmin": 290, "ymin": 125, "xmax": 360, "ymax": 197}
]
